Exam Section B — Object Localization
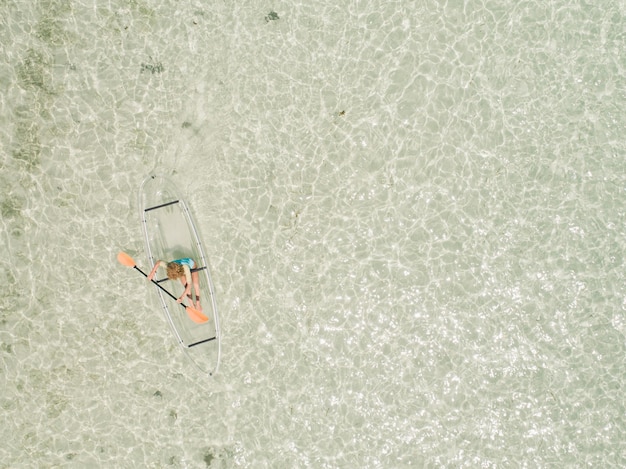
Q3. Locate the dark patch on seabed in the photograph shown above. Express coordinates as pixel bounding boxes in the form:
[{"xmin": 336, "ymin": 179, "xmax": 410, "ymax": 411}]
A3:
[
  {"xmin": 13, "ymin": 48, "xmax": 51, "ymax": 171},
  {"xmin": 16, "ymin": 48, "xmax": 54, "ymax": 94},
  {"xmin": 12, "ymin": 0, "xmax": 72, "ymax": 171},
  {"xmin": 35, "ymin": 15, "xmax": 72, "ymax": 46},
  {"xmin": 265, "ymin": 11, "xmax": 279, "ymax": 22},
  {"xmin": 1, "ymin": 190, "xmax": 25, "ymax": 220},
  {"xmin": 200, "ymin": 445, "xmax": 235, "ymax": 467},
  {"xmin": 203, "ymin": 451, "xmax": 214, "ymax": 466},
  {"xmin": 11, "ymin": 119, "xmax": 42, "ymax": 170},
  {"xmin": 27, "ymin": 0, "xmax": 73, "ymax": 48},
  {"xmin": 141, "ymin": 57, "xmax": 164, "ymax": 74},
  {"xmin": 5, "ymin": 32, "xmax": 61, "ymax": 246}
]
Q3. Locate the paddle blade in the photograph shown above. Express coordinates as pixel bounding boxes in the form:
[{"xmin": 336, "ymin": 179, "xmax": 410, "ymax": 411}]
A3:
[
  {"xmin": 117, "ymin": 251, "xmax": 136, "ymax": 268},
  {"xmin": 186, "ymin": 306, "xmax": 209, "ymax": 324}
]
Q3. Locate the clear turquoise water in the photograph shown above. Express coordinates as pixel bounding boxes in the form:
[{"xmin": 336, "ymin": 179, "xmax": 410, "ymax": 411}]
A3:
[{"xmin": 1, "ymin": 0, "xmax": 625, "ymax": 467}]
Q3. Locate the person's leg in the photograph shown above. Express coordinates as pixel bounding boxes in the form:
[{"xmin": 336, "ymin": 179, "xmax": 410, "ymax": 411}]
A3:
[
  {"xmin": 191, "ymin": 271, "xmax": 202, "ymax": 311},
  {"xmin": 179, "ymin": 277, "xmax": 194, "ymax": 305}
]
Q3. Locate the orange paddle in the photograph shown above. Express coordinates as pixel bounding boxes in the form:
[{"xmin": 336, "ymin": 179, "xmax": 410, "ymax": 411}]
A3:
[{"xmin": 117, "ymin": 251, "xmax": 209, "ymax": 324}]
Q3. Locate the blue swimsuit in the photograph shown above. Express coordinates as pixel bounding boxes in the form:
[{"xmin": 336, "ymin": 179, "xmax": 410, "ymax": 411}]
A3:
[{"xmin": 172, "ymin": 258, "xmax": 196, "ymax": 269}]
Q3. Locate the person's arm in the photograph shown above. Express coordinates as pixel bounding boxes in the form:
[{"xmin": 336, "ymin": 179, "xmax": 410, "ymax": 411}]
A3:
[
  {"xmin": 177, "ymin": 266, "xmax": 193, "ymax": 303},
  {"xmin": 147, "ymin": 260, "xmax": 167, "ymax": 281}
]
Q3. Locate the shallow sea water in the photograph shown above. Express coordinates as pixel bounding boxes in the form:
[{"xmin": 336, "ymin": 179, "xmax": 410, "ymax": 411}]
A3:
[{"xmin": 1, "ymin": 0, "xmax": 625, "ymax": 467}]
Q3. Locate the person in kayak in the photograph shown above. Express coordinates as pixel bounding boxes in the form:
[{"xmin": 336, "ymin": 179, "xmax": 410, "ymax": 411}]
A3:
[{"xmin": 147, "ymin": 258, "xmax": 202, "ymax": 312}]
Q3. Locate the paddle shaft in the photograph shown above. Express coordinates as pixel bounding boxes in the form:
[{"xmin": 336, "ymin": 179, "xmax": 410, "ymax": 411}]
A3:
[{"xmin": 133, "ymin": 265, "xmax": 188, "ymax": 308}]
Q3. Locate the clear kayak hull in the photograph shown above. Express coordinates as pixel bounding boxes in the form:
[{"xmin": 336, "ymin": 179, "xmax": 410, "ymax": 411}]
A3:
[{"xmin": 139, "ymin": 175, "xmax": 221, "ymax": 376}]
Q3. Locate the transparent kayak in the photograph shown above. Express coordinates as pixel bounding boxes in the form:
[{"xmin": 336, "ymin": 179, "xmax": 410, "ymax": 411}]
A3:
[{"xmin": 139, "ymin": 175, "xmax": 221, "ymax": 376}]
